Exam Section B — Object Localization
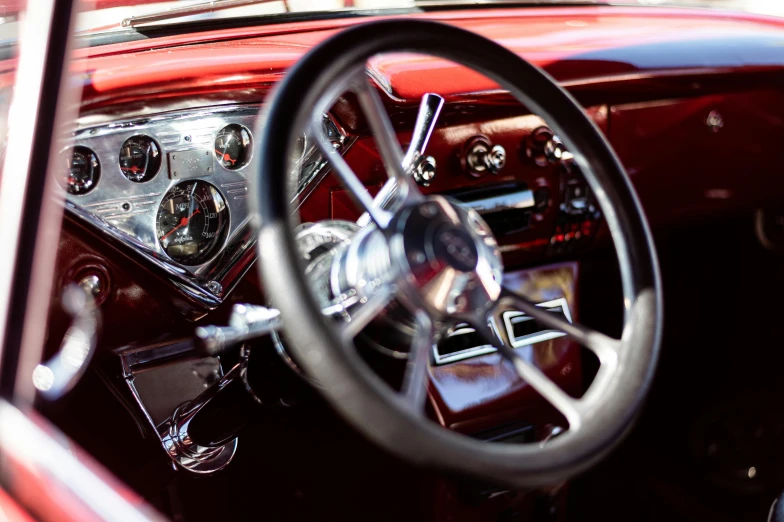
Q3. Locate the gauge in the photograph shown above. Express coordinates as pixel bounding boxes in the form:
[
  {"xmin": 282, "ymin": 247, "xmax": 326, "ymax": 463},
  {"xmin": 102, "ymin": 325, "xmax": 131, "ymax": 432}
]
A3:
[
  {"xmin": 214, "ymin": 124, "xmax": 251, "ymax": 170},
  {"xmin": 156, "ymin": 181, "xmax": 229, "ymax": 265},
  {"xmin": 64, "ymin": 146, "xmax": 100, "ymax": 195},
  {"xmin": 119, "ymin": 135, "xmax": 161, "ymax": 182}
]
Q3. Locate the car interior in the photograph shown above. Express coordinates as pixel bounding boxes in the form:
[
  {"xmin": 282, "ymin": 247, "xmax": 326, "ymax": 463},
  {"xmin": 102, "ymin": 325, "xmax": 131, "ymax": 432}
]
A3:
[{"xmin": 0, "ymin": 1, "xmax": 783, "ymax": 521}]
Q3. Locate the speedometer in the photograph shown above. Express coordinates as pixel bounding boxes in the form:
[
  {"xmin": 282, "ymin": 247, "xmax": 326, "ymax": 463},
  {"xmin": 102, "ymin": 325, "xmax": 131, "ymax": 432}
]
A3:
[{"xmin": 156, "ymin": 180, "xmax": 229, "ymax": 265}]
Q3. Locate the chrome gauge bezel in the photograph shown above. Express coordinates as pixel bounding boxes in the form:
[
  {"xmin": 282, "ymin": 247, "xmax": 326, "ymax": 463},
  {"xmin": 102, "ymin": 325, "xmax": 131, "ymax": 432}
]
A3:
[
  {"xmin": 118, "ymin": 135, "xmax": 163, "ymax": 183},
  {"xmin": 63, "ymin": 145, "xmax": 101, "ymax": 196},
  {"xmin": 155, "ymin": 180, "xmax": 232, "ymax": 267},
  {"xmin": 214, "ymin": 123, "xmax": 253, "ymax": 171},
  {"xmin": 63, "ymin": 104, "xmax": 352, "ymax": 312}
]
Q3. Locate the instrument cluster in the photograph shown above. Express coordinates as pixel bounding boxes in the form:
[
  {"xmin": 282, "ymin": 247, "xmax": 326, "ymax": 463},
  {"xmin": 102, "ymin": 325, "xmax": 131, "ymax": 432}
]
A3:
[{"xmin": 63, "ymin": 105, "xmax": 349, "ymax": 310}]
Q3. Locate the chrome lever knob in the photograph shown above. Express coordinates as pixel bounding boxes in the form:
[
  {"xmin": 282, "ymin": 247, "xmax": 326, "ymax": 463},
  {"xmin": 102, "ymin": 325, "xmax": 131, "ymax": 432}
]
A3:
[{"xmin": 195, "ymin": 304, "xmax": 281, "ymax": 356}]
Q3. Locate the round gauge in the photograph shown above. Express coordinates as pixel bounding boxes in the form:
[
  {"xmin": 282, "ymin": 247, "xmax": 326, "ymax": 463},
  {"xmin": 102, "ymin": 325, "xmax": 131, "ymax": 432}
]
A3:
[
  {"xmin": 64, "ymin": 146, "xmax": 100, "ymax": 195},
  {"xmin": 119, "ymin": 135, "xmax": 162, "ymax": 182},
  {"xmin": 156, "ymin": 181, "xmax": 230, "ymax": 265},
  {"xmin": 214, "ymin": 124, "xmax": 251, "ymax": 170}
]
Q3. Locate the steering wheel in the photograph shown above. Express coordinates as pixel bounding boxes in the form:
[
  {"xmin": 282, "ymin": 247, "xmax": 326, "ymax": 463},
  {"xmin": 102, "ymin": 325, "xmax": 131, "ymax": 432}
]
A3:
[{"xmin": 253, "ymin": 20, "xmax": 662, "ymax": 488}]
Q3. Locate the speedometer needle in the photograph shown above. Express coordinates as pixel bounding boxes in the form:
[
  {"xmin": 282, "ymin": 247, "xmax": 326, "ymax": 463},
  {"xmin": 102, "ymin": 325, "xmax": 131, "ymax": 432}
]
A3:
[{"xmin": 160, "ymin": 208, "xmax": 200, "ymax": 242}]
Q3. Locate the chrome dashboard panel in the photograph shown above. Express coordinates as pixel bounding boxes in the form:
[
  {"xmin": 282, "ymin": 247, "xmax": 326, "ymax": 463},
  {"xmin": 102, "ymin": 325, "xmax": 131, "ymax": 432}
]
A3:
[{"xmin": 64, "ymin": 104, "xmax": 350, "ymax": 312}]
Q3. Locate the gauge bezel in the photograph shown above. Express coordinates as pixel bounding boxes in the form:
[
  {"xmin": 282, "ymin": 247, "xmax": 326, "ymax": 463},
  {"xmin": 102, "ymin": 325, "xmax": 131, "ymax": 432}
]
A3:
[
  {"xmin": 214, "ymin": 123, "xmax": 253, "ymax": 172},
  {"xmin": 118, "ymin": 135, "xmax": 163, "ymax": 183},
  {"xmin": 63, "ymin": 145, "xmax": 101, "ymax": 196},
  {"xmin": 155, "ymin": 180, "xmax": 232, "ymax": 268}
]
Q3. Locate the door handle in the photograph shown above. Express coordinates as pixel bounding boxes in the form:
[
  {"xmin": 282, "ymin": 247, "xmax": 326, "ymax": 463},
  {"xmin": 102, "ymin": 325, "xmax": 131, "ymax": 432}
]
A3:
[{"xmin": 32, "ymin": 283, "xmax": 100, "ymax": 400}]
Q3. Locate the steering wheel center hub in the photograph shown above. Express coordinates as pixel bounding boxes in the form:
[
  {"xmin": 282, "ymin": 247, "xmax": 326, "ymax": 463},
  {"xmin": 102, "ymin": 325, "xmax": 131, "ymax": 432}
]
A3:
[
  {"xmin": 391, "ymin": 197, "xmax": 503, "ymax": 316},
  {"xmin": 433, "ymin": 224, "xmax": 478, "ymax": 272}
]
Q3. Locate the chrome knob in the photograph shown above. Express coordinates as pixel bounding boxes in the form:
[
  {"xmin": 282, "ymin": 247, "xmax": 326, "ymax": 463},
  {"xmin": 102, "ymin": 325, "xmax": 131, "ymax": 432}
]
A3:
[
  {"xmin": 486, "ymin": 145, "xmax": 506, "ymax": 174},
  {"xmin": 464, "ymin": 137, "xmax": 506, "ymax": 176},
  {"xmin": 527, "ymin": 126, "xmax": 570, "ymax": 167},
  {"xmin": 78, "ymin": 274, "xmax": 102, "ymax": 299},
  {"xmin": 413, "ymin": 156, "xmax": 436, "ymax": 187},
  {"xmin": 706, "ymin": 110, "xmax": 724, "ymax": 133}
]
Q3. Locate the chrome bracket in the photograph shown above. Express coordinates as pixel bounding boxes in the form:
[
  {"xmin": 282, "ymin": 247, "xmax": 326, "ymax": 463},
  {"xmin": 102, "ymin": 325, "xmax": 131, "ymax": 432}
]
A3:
[
  {"xmin": 120, "ymin": 339, "xmax": 241, "ymax": 475},
  {"xmin": 158, "ymin": 367, "xmax": 240, "ymax": 474}
]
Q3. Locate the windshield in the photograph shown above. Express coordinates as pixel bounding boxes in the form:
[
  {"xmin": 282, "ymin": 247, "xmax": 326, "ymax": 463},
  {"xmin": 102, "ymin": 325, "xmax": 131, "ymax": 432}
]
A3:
[{"xmin": 1, "ymin": 0, "xmax": 784, "ymax": 40}]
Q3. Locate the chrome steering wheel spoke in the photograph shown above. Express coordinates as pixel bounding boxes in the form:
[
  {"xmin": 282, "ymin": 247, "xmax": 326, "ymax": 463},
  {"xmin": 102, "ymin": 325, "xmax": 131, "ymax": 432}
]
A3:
[
  {"xmin": 334, "ymin": 284, "xmax": 396, "ymax": 343},
  {"xmin": 351, "ymin": 74, "xmax": 423, "ymax": 204},
  {"xmin": 311, "ymin": 116, "xmax": 393, "ymax": 229},
  {"xmin": 399, "ymin": 310, "xmax": 435, "ymax": 415},
  {"xmin": 471, "ymin": 318, "xmax": 583, "ymax": 430},
  {"xmin": 357, "ymin": 92, "xmax": 444, "ymax": 227},
  {"xmin": 332, "ymin": 283, "xmax": 435, "ymax": 416},
  {"xmin": 496, "ymin": 286, "xmax": 621, "ymax": 361},
  {"xmin": 469, "ymin": 285, "xmax": 625, "ymax": 431},
  {"xmin": 311, "ymin": 67, "xmax": 432, "ymax": 229}
]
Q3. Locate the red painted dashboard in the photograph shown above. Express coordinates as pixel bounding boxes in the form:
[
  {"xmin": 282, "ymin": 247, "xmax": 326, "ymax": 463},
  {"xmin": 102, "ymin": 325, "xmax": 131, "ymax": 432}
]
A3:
[{"xmin": 22, "ymin": 3, "xmax": 784, "ymax": 450}]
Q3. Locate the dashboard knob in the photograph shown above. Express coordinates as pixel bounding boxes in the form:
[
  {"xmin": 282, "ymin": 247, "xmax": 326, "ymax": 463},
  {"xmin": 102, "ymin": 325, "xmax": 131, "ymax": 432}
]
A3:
[
  {"xmin": 526, "ymin": 126, "xmax": 569, "ymax": 167},
  {"xmin": 78, "ymin": 274, "xmax": 102, "ymax": 299},
  {"xmin": 464, "ymin": 137, "xmax": 506, "ymax": 176},
  {"xmin": 413, "ymin": 155, "xmax": 436, "ymax": 187},
  {"xmin": 486, "ymin": 145, "xmax": 506, "ymax": 174}
]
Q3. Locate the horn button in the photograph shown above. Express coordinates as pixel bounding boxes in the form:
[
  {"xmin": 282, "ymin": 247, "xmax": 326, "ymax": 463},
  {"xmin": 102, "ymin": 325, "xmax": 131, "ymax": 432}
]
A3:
[
  {"xmin": 391, "ymin": 197, "xmax": 503, "ymax": 317},
  {"xmin": 432, "ymin": 224, "xmax": 479, "ymax": 272}
]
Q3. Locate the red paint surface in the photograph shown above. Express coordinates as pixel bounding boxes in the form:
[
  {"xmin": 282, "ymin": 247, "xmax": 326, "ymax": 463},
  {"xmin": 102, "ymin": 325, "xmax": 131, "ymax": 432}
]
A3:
[
  {"xmin": 3, "ymin": 6, "xmax": 780, "ymax": 112},
  {"xmin": 0, "ymin": 489, "xmax": 35, "ymax": 522}
]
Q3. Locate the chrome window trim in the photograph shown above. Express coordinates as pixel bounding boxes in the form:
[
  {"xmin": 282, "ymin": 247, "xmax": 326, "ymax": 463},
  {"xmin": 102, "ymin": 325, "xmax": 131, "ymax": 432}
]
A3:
[
  {"xmin": 433, "ymin": 297, "xmax": 571, "ymax": 365},
  {"xmin": 65, "ymin": 104, "xmax": 349, "ymax": 311}
]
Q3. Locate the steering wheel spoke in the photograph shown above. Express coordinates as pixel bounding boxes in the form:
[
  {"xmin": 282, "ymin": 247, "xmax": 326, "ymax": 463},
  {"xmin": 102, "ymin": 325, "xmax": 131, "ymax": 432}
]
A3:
[
  {"xmin": 352, "ymin": 74, "xmax": 423, "ymax": 204},
  {"xmin": 399, "ymin": 310, "xmax": 435, "ymax": 415},
  {"xmin": 472, "ymin": 318, "xmax": 583, "ymax": 430},
  {"xmin": 357, "ymin": 93, "xmax": 444, "ymax": 227},
  {"xmin": 496, "ymin": 286, "xmax": 621, "ymax": 361},
  {"xmin": 333, "ymin": 285, "xmax": 396, "ymax": 343},
  {"xmin": 310, "ymin": 117, "xmax": 393, "ymax": 229}
]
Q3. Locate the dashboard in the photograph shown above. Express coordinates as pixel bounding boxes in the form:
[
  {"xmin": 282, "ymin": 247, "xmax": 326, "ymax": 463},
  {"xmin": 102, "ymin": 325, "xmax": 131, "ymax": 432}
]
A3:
[{"xmin": 26, "ymin": 4, "xmax": 784, "ymax": 486}]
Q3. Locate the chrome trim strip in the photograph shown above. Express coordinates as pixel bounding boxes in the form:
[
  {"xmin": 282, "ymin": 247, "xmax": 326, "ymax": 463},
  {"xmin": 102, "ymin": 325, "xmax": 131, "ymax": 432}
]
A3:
[
  {"xmin": 433, "ymin": 298, "xmax": 571, "ymax": 365},
  {"xmin": 122, "ymin": 0, "xmax": 282, "ymax": 28},
  {"xmin": 458, "ymin": 189, "xmax": 535, "ymax": 215}
]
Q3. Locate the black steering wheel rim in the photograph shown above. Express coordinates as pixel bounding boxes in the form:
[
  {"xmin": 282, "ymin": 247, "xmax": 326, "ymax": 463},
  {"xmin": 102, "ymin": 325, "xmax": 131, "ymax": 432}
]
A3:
[{"xmin": 253, "ymin": 19, "xmax": 662, "ymax": 488}]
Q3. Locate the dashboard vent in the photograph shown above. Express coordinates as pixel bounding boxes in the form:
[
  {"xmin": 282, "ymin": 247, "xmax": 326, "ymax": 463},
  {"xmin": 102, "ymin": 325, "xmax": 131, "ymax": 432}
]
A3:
[{"xmin": 433, "ymin": 298, "xmax": 572, "ymax": 365}]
